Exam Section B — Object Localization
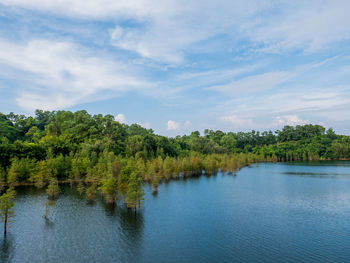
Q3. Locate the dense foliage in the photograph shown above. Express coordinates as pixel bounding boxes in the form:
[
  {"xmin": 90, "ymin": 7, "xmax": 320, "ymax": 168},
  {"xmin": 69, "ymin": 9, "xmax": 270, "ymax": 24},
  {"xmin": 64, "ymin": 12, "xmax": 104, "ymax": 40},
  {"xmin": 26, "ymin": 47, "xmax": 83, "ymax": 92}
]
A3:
[{"xmin": 0, "ymin": 110, "xmax": 349, "ymax": 211}]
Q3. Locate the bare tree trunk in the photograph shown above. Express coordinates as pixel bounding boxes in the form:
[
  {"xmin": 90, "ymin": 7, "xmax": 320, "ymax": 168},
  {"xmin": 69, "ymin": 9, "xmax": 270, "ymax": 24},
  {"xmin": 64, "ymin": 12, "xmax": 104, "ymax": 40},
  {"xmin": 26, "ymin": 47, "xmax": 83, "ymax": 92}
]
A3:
[
  {"xmin": 44, "ymin": 202, "xmax": 50, "ymax": 219},
  {"xmin": 4, "ymin": 209, "xmax": 8, "ymax": 235}
]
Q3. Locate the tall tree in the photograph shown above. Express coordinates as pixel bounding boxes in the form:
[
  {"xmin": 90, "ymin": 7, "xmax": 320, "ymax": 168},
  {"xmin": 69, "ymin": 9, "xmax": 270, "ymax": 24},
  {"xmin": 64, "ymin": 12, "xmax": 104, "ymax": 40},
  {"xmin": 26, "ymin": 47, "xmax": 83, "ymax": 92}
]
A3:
[
  {"xmin": 0, "ymin": 188, "xmax": 15, "ymax": 235},
  {"xmin": 125, "ymin": 172, "xmax": 144, "ymax": 214}
]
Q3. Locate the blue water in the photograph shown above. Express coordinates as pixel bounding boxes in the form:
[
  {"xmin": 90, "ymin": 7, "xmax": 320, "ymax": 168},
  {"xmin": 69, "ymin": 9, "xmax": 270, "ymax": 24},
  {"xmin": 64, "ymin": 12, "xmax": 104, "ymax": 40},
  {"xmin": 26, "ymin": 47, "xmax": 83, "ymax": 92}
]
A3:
[{"xmin": 1, "ymin": 161, "xmax": 350, "ymax": 262}]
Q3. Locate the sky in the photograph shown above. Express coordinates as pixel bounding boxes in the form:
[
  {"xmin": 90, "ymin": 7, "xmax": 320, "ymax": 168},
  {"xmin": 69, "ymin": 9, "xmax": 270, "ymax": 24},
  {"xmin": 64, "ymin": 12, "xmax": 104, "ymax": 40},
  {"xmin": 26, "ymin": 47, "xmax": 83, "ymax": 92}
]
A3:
[{"xmin": 0, "ymin": 0, "xmax": 350, "ymax": 136}]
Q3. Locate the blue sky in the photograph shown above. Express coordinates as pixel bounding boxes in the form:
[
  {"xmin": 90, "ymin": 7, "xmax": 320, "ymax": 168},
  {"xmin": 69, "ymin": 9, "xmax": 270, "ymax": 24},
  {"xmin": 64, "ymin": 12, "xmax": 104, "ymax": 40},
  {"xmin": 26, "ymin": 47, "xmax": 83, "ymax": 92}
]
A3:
[{"xmin": 0, "ymin": 1, "xmax": 350, "ymax": 136}]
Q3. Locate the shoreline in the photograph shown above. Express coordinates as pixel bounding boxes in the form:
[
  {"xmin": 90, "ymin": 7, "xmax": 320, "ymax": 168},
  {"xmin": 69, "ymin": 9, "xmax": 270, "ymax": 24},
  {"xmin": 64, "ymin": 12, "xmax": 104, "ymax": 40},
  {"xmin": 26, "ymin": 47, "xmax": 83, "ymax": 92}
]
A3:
[{"xmin": 4, "ymin": 158, "xmax": 350, "ymax": 188}]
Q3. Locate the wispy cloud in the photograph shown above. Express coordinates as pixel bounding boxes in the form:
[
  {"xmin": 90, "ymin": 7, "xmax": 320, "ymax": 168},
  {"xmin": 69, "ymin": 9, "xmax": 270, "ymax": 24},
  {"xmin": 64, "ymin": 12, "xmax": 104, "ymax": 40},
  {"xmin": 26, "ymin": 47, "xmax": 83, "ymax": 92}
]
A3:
[
  {"xmin": 206, "ymin": 57, "xmax": 338, "ymax": 95},
  {"xmin": 219, "ymin": 115, "xmax": 253, "ymax": 127},
  {"xmin": 247, "ymin": 1, "xmax": 350, "ymax": 53},
  {"xmin": 207, "ymin": 71, "xmax": 292, "ymax": 94},
  {"xmin": 1, "ymin": 1, "xmax": 350, "ymax": 64},
  {"xmin": 0, "ymin": 38, "xmax": 151, "ymax": 111}
]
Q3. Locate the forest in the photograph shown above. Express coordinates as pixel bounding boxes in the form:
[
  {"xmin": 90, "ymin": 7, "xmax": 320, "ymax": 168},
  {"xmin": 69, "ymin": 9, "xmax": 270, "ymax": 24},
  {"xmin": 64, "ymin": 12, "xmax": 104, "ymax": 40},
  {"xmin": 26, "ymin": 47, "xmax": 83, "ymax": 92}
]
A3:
[{"xmin": 1, "ymin": 110, "xmax": 350, "ymax": 225}]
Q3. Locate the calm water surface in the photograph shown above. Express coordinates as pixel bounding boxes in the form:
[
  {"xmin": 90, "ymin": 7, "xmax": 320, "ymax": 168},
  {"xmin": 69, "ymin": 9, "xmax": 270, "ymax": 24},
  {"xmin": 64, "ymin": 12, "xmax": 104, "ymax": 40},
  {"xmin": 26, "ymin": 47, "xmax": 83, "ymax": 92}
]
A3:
[{"xmin": 1, "ymin": 161, "xmax": 350, "ymax": 263}]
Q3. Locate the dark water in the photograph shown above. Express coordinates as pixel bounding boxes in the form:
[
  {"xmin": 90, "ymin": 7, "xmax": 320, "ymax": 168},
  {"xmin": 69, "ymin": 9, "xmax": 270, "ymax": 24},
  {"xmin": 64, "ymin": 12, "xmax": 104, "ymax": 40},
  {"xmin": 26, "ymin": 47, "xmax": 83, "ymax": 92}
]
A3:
[{"xmin": 1, "ymin": 161, "xmax": 350, "ymax": 263}]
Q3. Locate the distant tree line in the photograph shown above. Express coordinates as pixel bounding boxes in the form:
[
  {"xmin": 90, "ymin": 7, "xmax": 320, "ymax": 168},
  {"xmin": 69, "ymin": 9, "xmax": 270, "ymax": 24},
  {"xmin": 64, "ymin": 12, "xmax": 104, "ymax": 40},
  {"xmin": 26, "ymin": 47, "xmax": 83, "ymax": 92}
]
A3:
[{"xmin": 0, "ymin": 110, "xmax": 349, "ymax": 232}]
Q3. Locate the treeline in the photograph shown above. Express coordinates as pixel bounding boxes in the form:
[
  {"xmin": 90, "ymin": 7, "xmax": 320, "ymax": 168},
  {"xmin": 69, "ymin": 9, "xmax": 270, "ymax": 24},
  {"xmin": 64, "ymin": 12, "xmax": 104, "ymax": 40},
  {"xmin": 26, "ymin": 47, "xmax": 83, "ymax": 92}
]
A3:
[
  {"xmin": 1, "ymin": 110, "xmax": 350, "ymax": 209},
  {"xmin": 2, "ymin": 150, "xmax": 264, "ymax": 203}
]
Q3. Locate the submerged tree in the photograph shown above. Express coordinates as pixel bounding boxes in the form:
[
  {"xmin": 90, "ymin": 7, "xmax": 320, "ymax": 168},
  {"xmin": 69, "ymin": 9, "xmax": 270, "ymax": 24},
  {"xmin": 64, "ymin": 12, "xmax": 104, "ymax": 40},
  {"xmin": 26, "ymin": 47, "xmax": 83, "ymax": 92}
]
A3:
[
  {"xmin": 151, "ymin": 175, "xmax": 159, "ymax": 193},
  {"xmin": 77, "ymin": 181, "xmax": 85, "ymax": 196},
  {"xmin": 46, "ymin": 177, "xmax": 60, "ymax": 199},
  {"xmin": 98, "ymin": 176, "xmax": 117, "ymax": 203},
  {"xmin": 43, "ymin": 199, "xmax": 55, "ymax": 220},
  {"xmin": 85, "ymin": 183, "xmax": 97, "ymax": 202},
  {"xmin": 125, "ymin": 172, "xmax": 144, "ymax": 214},
  {"xmin": 7, "ymin": 160, "xmax": 19, "ymax": 187},
  {"xmin": 44, "ymin": 177, "xmax": 60, "ymax": 219},
  {"xmin": 34, "ymin": 160, "xmax": 52, "ymax": 189},
  {"xmin": 0, "ymin": 188, "xmax": 16, "ymax": 235}
]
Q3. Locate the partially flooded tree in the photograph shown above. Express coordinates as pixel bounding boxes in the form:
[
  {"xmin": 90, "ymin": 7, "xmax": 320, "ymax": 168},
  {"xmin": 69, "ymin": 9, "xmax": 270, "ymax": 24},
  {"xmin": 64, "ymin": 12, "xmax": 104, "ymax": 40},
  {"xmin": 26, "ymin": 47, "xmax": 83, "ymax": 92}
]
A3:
[
  {"xmin": 98, "ymin": 176, "xmax": 117, "ymax": 203},
  {"xmin": 77, "ymin": 182, "xmax": 85, "ymax": 196},
  {"xmin": 7, "ymin": 160, "xmax": 19, "ymax": 187},
  {"xmin": 46, "ymin": 177, "xmax": 60, "ymax": 199},
  {"xmin": 85, "ymin": 183, "xmax": 97, "ymax": 202},
  {"xmin": 125, "ymin": 172, "xmax": 144, "ymax": 214},
  {"xmin": 44, "ymin": 177, "xmax": 60, "ymax": 219},
  {"xmin": 0, "ymin": 188, "xmax": 15, "ymax": 235},
  {"xmin": 151, "ymin": 175, "xmax": 159, "ymax": 193},
  {"xmin": 33, "ymin": 160, "xmax": 52, "ymax": 189}
]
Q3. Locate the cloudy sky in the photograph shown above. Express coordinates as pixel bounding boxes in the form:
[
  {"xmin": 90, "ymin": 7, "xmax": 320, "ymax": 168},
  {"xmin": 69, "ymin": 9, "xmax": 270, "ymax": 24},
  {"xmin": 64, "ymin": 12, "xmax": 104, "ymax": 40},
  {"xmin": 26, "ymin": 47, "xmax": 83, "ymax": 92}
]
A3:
[{"xmin": 0, "ymin": 0, "xmax": 350, "ymax": 135}]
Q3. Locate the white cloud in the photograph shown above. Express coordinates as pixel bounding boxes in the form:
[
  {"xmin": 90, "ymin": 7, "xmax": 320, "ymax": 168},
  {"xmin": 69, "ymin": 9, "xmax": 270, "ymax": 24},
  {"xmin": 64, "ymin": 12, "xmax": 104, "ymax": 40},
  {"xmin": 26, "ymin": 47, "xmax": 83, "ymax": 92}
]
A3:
[
  {"xmin": 0, "ymin": 38, "xmax": 151, "ymax": 111},
  {"xmin": 167, "ymin": 120, "xmax": 180, "ymax": 130},
  {"xmin": 107, "ymin": 1, "xmax": 270, "ymax": 63},
  {"xmin": 0, "ymin": 0, "xmax": 158, "ymax": 18},
  {"xmin": 275, "ymin": 115, "xmax": 309, "ymax": 126},
  {"xmin": 115, "ymin": 113, "xmax": 127, "ymax": 124},
  {"xmin": 219, "ymin": 115, "xmax": 253, "ymax": 127},
  {"xmin": 137, "ymin": 122, "xmax": 151, "ymax": 129},
  {"xmin": 2, "ymin": 1, "xmax": 252, "ymax": 63},
  {"xmin": 2, "ymin": 1, "xmax": 349, "ymax": 63},
  {"xmin": 110, "ymin": 25, "xmax": 185, "ymax": 64},
  {"xmin": 248, "ymin": 1, "xmax": 350, "ymax": 53}
]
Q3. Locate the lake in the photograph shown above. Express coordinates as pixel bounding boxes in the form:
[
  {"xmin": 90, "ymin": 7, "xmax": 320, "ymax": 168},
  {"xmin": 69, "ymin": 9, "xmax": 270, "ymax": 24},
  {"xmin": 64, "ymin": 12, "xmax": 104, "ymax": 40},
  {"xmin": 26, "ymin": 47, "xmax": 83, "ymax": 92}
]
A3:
[{"xmin": 1, "ymin": 161, "xmax": 350, "ymax": 263}]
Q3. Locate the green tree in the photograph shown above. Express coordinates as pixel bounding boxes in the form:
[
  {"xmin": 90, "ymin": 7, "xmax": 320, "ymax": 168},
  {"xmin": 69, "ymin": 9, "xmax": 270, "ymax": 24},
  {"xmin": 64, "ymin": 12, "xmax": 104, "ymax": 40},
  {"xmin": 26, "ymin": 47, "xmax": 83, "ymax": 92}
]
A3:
[
  {"xmin": 0, "ymin": 188, "xmax": 15, "ymax": 235},
  {"xmin": 0, "ymin": 167, "xmax": 5, "ymax": 192},
  {"xmin": 151, "ymin": 175, "xmax": 159, "ymax": 193},
  {"xmin": 220, "ymin": 133, "xmax": 236, "ymax": 152},
  {"xmin": 25, "ymin": 126, "xmax": 42, "ymax": 142},
  {"xmin": 46, "ymin": 177, "xmax": 60, "ymax": 199},
  {"xmin": 98, "ymin": 176, "xmax": 117, "ymax": 203},
  {"xmin": 7, "ymin": 159, "xmax": 19, "ymax": 186},
  {"xmin": 0, "ymin": 113, "xmax": 20, "ymax": 142},
  {"xmin": 7, "ymin": 158, "xmax": 36, "ymax": 186},
  {"xmin": 126, "ymin": 135, "xmax": 144, "ymax": 157},
  {"xmin": 86, "ymin": 183, "xmax": 97, "ymax": 201},
  {"xmin": 77, "ymin": 182, "xmax": 85, "ymax": 196},
  {"xmin": 118, "ymin": 164, "xmax": 133, "ymax": 195},
  {"xmin": 125, "ymin": 172, "xmax": 144, "ymax": 214},
  {"xmin": 32, "ymin": 160, "xmax": 51, "ymax": 189}
]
